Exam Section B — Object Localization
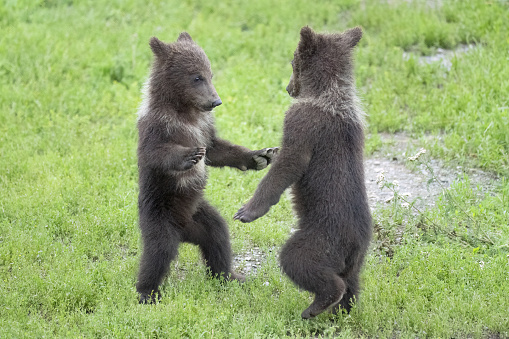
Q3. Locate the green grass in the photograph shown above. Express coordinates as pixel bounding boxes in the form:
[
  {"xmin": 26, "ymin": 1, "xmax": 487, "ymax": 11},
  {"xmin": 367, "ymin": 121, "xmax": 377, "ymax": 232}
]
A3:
[{"xmin": 1, "ymin": 0, "xmax": 508, "ymax": 337}]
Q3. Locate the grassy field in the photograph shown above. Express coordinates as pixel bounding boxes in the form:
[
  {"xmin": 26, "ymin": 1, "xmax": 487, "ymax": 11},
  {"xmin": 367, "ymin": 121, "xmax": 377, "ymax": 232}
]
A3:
[{"xmin": 1, "ymin": 0, "xmax": 508, "ymax": 337}]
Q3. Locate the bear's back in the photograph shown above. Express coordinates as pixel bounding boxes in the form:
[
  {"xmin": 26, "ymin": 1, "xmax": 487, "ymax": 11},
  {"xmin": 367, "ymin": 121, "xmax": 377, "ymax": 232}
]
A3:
[{"xmin": 289, "ymin": 103, "xmax": 370, "ymax": 231}]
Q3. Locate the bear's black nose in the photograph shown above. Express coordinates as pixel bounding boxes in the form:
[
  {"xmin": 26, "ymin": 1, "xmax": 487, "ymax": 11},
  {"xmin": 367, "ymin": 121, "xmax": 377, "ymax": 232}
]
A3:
[{"xmin": 212, "ymin": 99, "xmax": 222, "ymax": 107}]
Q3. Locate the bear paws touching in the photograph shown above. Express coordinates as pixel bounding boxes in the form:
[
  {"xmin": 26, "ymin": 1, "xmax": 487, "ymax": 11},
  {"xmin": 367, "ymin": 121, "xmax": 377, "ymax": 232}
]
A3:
[{"xmin": 248, "ymin": 147, "xmax": 279, "ymax": 171}]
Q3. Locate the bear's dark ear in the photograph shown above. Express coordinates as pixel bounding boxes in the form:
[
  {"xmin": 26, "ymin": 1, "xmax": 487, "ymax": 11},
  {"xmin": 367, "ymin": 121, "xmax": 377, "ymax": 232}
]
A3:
[
  {"xmin": 343, "ymin": 26, "xmax": 363, "ymax": 48},
  {"xmin": 177, "ymin": 32, "xmax": 193, "ymax": 43},
  {"xmin": 298, "ymin": 26, "xmax": 317, "ymax": 57},
  {"xmin": 149, "ymin": 37, "xmax": 171, "ymax": 58}
]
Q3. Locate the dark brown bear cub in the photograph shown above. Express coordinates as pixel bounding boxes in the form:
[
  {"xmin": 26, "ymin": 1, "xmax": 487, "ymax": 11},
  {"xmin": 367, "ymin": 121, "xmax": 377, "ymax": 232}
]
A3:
[
  {"xmin": 235, "ymin": 26, "xmax": 372, "ymax": 319},
  {"xmin": 136, "ymin": 32, "xmax": 276, "ymax": 303}
]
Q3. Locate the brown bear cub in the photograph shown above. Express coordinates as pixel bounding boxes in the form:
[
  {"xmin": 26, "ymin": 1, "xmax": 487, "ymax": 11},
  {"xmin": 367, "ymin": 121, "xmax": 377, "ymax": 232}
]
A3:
[
  {"xmin": 136, "ymin": 32, "xmax": 276, "ymax": 303},
  {"xmin": 234, "ymin": 26, "xmax": 372, "ymax": 319}
]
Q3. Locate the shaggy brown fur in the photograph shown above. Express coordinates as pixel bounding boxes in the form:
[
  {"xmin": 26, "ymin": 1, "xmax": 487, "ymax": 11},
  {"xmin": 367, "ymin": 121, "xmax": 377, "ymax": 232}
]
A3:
[
  {"xmin": 235, "ymin": 26, "xmax": 372, "ymax": 319},
  {"xmin": 136, "ymin": 32, "xmax": 276, "ymax": 303}
]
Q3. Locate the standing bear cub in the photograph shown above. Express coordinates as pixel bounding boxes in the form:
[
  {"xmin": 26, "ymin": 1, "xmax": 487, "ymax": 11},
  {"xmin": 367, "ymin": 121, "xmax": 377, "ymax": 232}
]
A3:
[
  {"xmin": 235, "ymin": 26, "xmax": 372, "ymax": 319},
  {"xmin": 136, "ymin": 32, "xmax": 276, "ymax": 303}
]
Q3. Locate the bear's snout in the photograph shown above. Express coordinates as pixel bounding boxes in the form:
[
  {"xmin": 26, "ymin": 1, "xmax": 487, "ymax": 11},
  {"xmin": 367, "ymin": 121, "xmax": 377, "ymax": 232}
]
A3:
[{"xmin": 212, "ymin": 98, "xmax": 222, "ymax": 108}]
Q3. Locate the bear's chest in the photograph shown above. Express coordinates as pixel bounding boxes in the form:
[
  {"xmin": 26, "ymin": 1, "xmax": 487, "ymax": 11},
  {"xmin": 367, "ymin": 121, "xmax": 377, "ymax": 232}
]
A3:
[
  {"xmin": 164, "ymin": 113, "xmax": 213, "ymax": 148},
  {"xmin": 164, "ymin": 115, "xmax": 212, "ymax": 191}
]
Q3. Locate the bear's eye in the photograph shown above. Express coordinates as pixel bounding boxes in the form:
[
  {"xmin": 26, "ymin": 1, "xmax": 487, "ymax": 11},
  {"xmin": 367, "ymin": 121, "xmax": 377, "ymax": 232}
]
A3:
[{"xmin": 194, "ymin": 75, "xmax": 204, "ymax": 82}]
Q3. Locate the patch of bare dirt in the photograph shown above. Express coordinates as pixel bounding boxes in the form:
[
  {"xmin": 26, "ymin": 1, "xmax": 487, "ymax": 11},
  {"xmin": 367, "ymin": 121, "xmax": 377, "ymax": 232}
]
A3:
[
  {"xmin": 366, "ymin": 133, "xmax": 498, "ymax": 210},
  {"xmin": 403, "ymin": 44, "xmax": 477, "ymax": 71},
  {"xmin": 233, "ymin": 246, "xmax": 274, "ymax": 276}
]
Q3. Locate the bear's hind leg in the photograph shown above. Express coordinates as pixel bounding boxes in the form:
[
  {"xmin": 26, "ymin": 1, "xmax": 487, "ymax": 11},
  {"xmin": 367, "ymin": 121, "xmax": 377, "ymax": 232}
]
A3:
[
  {"xmin": 136, "ymin": 222, "xmax": 181, "ymax": 303},
  {"xmin": 280, "ymin": 235, "xmax": 346, "ymax": 319},
  {"xmin": 332, "ymin": 268, "xmax": 360, "ymax": 314},
  {"xmin": 300, "ymin": 270, "xmax": 346, "ymax": 319},
  {"xmin": 187, "ymin": 201, "xmax": 245, "ymax": 282}
]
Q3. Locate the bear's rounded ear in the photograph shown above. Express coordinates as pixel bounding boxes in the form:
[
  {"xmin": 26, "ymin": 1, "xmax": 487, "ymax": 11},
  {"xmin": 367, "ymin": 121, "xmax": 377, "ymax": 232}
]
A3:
[
  {"xmin": 177, "ymin": 32, "xmax": 193, "ymax": 43},
  {"xmin": 149, "ymin": 37, "xmax": 171, "ymax": 58},
  {"xmin": 298, "ymin": 26, "xmax": 317, "ymax": 57},
  {"xmin": 343, "ymin": 26, "xmax": 363, "ymax": 48}
]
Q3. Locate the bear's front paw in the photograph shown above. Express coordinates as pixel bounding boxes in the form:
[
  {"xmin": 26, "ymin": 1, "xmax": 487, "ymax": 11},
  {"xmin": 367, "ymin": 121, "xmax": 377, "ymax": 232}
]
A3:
[
  {"xmin": 234, "ymin": 202, "xmax": 269, "ymax": 223},
  {"xmin": 182, "ymin": 147, "xmax": 206, "ymax": 170},
  {"xmin": 252, "ymin": 147, "xmax": 279, "ymax": 170},
  {"xmin": 233, "ymin": 206, "xmax": 255, "ymax": 223}
]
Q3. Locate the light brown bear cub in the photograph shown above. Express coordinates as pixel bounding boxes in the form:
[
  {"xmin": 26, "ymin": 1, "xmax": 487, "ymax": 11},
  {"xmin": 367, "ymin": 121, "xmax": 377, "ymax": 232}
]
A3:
[
  {"xmin": 235, "ymin": 26, "xmax": 372, "ymax": 319},
  {"xmin": 136, "ymin": 32, "xmax": 276, "ymax": 303}
]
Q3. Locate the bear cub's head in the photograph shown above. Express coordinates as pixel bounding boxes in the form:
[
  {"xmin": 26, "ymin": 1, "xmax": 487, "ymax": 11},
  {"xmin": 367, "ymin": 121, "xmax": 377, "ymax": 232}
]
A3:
[
  {"xmin": 286, "ymin": 26, "xmax": 363, "ymax": 99},
  {"xmin": 149, "ymin": 32, "xmax": 222, "ymax": 112}
]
